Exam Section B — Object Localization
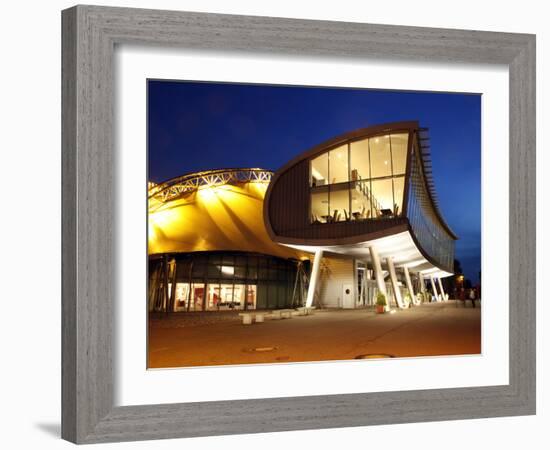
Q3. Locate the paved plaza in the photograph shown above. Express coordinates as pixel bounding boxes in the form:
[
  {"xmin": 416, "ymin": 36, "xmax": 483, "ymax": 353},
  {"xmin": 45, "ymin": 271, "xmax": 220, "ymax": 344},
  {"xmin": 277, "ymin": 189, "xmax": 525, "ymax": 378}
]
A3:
[{"xmin": 148, "ymin": 300, "xmax": 481, "ymax": 368}]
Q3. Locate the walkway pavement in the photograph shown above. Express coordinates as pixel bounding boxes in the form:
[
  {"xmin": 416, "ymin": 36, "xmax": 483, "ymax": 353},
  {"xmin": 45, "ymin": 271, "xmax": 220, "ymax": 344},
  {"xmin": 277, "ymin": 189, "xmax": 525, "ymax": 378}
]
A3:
[{"xmin": 148, "ymin": 300, "xmax": 481, "ymax": 368}]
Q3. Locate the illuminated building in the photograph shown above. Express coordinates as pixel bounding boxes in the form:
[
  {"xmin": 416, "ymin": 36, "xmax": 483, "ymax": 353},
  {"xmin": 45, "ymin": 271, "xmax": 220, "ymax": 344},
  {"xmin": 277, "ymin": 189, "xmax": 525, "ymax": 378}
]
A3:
[
  {"xmin": 264, "ymin": 121, "xmax": 457, "ymax": 309},
  {"xmin": 148, "ymin": 169, "xmax": 309, "ymax": 312},
  {"xmin": 148, "ymin": 121, "xmax": 457, "ymax": 312}
]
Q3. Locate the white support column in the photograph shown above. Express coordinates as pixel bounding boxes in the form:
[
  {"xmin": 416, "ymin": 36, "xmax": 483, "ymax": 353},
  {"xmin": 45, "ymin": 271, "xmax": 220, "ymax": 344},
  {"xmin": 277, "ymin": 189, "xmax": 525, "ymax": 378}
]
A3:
[
  {"xmin": 430, "ymin": 275, "xmax": 439, "ymax": 302},
  {"xmin": 369, "ymin": 246, "xmax": 388, "ymax": 310},
  {"xmin": 438, "ymin": 277, "xmax": 447, "ymax": 301},
  {"xmin": 404, "ymin": 266, "xmax": 417, "ymax": 305},
  {"xmin": 387, "ymin": 257, "xmax": 405, "ymax": 309},
  {"xmin": 305, "ymin": 249, "xmax": 323, "ymax": 308},
  {"xmin": 419, "ymin": 273, "xmax": 426, "ymax": 294},
  {"xmin": 417, "ymin": 273, "xmax": 426, "ymax": 304},
  {"xmin": 403, "ymin": 266, "xmax": 415, "ymax": 298}
]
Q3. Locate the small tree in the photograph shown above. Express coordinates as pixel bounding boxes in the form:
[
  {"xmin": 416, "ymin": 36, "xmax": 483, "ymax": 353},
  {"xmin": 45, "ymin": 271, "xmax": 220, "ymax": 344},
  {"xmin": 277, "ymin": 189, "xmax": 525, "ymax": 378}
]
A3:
[{"xmin": 376, "ymin": 292, "xmax": 387, "ymax": 313}]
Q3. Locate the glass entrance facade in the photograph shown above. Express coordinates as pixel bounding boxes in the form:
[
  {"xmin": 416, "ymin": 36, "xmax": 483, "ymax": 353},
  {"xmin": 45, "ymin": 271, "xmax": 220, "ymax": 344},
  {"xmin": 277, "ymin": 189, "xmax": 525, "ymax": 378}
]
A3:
[{"xmin": 149, "ymin": 251, "xmax": 307, "ymax": 312}]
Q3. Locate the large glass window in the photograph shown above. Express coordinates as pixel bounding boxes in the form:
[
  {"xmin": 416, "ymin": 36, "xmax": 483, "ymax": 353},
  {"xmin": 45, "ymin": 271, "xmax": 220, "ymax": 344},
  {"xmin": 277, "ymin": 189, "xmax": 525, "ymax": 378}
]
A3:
[
  {"xmin": 170, "ymin": 282, "xmax": 205, "ymax": 311},
  {"xmin": 350, "ymin": 181, "xmax": 372, "ymax": 220},
  {"xmin": 311, "ymin": 152, "xmax": 328, "ymax": 187},
  {"xmin": 390, "ymin": 133, "xmax": 408, "ymax": 175},
  {"xmin": 245, "ymin": 285, "xmax": 257, "ymax": 310},
  {"xmin": 392, "ymin": 176, "xmax": 405, "ymax": 216},
  {"xmin": 172, "ymin": 283, "xmax": 190, "ymax": 312},
  {"xmin": 218, "ymin": 284, "xmax": 236, "ymax": 310},
  {"xmin": 369, "ymin": 135, "xmax": 392, "ymax": 178},
  {"xmin": 310, "ymin": 132, "xmax": 410, "ymax": 223},
  {"xmin": 328, "ymin": 144, "xmax": 348, "ymax": 184},
  {"xmin": 329, "ymin": 186, "xmax": 350, "ymax": 222},
  {"xmin": 371, "ymin": 178, "xmax": 394, "ymax": 217},
  {"xmin": 232, "ymin": 284, "xmax": 246, "ymax": 310},
  {"xmin": 207, "ymin": 284, "xmax": 220, "ymax": 310},
  {"xmin": 149, "ymin": 253, "xmax": 300, "ymax": 312},
  {"xmin": 311, "ymin": 188, "xmax": 329, "ymax": 223},
  {"xmin": 350, "ymin": 138, "xmax": 370, "ymax": 181},
  {"xmin": 191, "ymin": 283, "xmax": 204, "ymax": 311}
]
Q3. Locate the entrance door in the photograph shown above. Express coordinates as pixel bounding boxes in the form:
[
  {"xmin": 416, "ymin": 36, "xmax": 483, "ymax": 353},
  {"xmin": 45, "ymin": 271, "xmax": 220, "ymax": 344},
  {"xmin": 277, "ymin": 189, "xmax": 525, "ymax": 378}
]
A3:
[
  {"xmin": 191, "ymin": 283, "xmax": 204, "ymax": 311},
  {"xmin": 245, "ymin": 285, "xmax": 257, "ymax": 310},
  {"xmin": 342, "ymin": 283, "xmax": 354, "ymax": 309}
]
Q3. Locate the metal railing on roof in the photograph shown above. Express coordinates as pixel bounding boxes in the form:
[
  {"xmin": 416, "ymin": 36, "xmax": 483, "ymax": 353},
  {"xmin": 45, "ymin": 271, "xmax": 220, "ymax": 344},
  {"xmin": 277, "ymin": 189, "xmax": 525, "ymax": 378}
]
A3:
[{"xmin": 148, "ymin": 168, "xmax": 273, "ymax": 203}]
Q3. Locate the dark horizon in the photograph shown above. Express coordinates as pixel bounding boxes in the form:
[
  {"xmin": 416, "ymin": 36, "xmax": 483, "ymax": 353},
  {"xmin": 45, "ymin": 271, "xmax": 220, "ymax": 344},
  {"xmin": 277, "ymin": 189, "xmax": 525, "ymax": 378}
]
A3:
[{"xmin": 148, "ymin": 80, "xmax": 481, "ymax": 284}]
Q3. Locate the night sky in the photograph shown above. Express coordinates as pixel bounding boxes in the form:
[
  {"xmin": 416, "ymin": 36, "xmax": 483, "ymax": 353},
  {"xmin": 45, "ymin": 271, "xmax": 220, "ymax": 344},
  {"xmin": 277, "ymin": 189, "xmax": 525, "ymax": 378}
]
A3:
[{"xmin": 148, "ymin": 80, "xmax": 481, "ymax": 284}]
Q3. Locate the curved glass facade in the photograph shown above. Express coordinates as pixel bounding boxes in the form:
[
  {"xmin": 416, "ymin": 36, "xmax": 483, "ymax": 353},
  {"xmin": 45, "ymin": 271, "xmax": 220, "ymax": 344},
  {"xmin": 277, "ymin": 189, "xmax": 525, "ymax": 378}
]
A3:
[
  {"xmin": 406, "ymin": 138, "xmax": 454, "ymax": 271},
  {"xmin": 148, "ymin": 251, "xmax": 307, "ymax": 312},
  {"xmin": 306, "ymin": 126, "xmax": 455, "ymax": 272},
  {"xmin": 310, "ymin": 133, "xmax": 408, "ymax": 223}
]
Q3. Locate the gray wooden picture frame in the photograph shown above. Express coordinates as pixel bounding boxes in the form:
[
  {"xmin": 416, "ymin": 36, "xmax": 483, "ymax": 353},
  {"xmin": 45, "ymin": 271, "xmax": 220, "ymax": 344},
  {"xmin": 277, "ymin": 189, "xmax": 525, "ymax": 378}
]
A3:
[{"xmin": 61, "ymin": 4, "xmax": 536, "ymax": 444}]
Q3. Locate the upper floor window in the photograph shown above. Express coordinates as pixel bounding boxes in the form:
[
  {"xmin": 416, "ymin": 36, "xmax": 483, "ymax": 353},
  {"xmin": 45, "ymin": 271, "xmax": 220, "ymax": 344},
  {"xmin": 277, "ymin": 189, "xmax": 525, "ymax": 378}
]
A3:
[
  {"xmin": 350, "ymin": 138, "xmax": 370, "ymax": 181},
  {"xmin": 369, "ymin": 135, "xmax": 392, "ymax": 178},
  {"xmin": 310, "ymin": 132, "xmax": 410, "ymax": 224},
  {"xmin": 328, "ymin": 144, "xmax": 348, "ymax": 184},
  {"xmin": 389, "ymin": 133, "xmax": 408, "ymax": 175},
  {"xmin": 311, "ymin": 152, "xmax": 328, "ymax": 187}
]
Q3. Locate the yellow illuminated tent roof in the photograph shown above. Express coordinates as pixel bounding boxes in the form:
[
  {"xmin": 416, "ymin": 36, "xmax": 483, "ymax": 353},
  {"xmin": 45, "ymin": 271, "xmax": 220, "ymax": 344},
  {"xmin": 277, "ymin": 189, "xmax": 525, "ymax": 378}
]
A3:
[{"xmin": 148, "ymin": 169, "xmax": 305, "ymax": 260}]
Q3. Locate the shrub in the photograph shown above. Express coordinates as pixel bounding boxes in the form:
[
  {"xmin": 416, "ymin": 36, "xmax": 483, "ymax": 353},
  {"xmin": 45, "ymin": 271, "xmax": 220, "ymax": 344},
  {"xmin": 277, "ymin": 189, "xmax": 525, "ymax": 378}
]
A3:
[{"xmin": 376, "ymin": 292, "xmax": 387, "ymax": 306}]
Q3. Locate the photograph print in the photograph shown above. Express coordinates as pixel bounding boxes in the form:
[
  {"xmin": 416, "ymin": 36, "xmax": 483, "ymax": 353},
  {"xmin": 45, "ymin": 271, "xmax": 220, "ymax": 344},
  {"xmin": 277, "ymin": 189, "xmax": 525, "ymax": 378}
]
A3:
[{"xmin": 147, "ymin": 80, "xmax": 481, "ymax": 369}]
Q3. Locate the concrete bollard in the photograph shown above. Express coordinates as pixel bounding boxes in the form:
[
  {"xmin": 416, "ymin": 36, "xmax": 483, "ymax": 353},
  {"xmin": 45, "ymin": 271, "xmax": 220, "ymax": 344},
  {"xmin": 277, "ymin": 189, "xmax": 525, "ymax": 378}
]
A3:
[
  {"xmin": 240, "ymin": 314, "xmax": 253, "ymax": 325},
  {"xmin": 255, "ymin": 313, "xmax": 264, "ymax": 323}
]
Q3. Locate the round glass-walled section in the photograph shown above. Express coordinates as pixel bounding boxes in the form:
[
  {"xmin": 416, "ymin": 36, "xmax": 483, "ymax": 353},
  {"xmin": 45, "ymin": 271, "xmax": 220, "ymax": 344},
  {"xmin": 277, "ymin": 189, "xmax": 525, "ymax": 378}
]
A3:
[{"xmin": 148, "ymin": 251, "xmax": 309, "ymax": 312}]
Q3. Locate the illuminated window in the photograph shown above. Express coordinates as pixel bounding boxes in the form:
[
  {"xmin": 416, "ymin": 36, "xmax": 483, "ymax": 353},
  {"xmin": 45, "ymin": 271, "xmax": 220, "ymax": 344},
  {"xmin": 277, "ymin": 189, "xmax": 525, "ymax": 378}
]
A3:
[
  {"xmin": 220, "ymin": 265, "xmax": 234, "ymax": 276},
  {"xmin": 190, "ymin": 283, "xmax": 204, "ymax": 311},
  {"xmin": 371, "ymin": 178, "xmax": 394, "ymax": 217},
  {"xmin": 311, "ymin": 188, "xmax": 329, "ymax": 223},
  {"xmin": 309, "ymin": 132, "xmax": 409, "ymax": 224},
  {"xmin": 328, "ymin": 144, "xmax": 348, "ymax": 184},
  {"xmin": 370, "ymin": 135, "xmax": 392, "ymax": 178},
  {"xmin": 350, "ymin": 181, "xmax": 372, "ymax": 220},
  {"xmin": 218, "ymin": 284, "xmax": 236, "ymax": 310},
  {"xmin": 329, "ymin": 186, "xmax": 350, "ymax": 222},
  {"xmin": 149, "ymin": 254, "xmax": 300, "ymax": 312},
  {"xmin": 246, "ymin": 285, "xmax": 257, "ymax": 310},
  {"xmin": 232, "ymin": 284, "xmax": 246, "ymax": 310},
  {"xmin": 311, "ymin": 152, "xmax": 328, "ymax": 187},
  {"xmin": 172, "ymin": 283, "xmax": 190, "ymax": 312},
  {"xmin": 350, "ymin": 138, "xmax": 370, "ymax": 181},
  {"xmin": 390, "ymin": 133, "xmax": 408, "ymax": 175},
  {"xmin": 207, "ymin": 284, "xmax": 220, "ymax": 310},
  {"xmin": 393, "ymin": 176, "xmax": 405, "ymax": 216}
]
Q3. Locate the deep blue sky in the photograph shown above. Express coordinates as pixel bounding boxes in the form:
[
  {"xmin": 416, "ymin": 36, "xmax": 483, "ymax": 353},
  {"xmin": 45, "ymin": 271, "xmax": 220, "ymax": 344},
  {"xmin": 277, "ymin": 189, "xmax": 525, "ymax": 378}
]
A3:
[{"xmin": 148, "ymin": 80, "xmax": 481, "ymax": 284}]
